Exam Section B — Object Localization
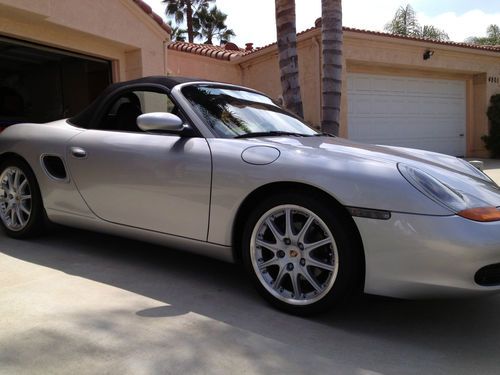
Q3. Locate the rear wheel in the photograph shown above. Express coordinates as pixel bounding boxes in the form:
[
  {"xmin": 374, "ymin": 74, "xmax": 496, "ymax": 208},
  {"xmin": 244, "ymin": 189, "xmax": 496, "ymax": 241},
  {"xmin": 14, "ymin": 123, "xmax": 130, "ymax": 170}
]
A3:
[
  {"xmin": 242, "ymin": 193, "xmax": 361, "ymax": 315},
  {"xmin": 0, "ymin": 158, "xmax": 45, "ymax": 238}
]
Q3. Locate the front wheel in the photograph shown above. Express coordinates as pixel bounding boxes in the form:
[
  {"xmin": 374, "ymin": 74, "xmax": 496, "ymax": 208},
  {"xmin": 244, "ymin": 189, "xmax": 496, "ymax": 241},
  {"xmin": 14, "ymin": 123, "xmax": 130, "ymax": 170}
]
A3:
[
  {"xmin": 241, "ymin": 193, "xmax": 361, "ymax": 315},
  {"xmin": 0, "ymin": 158, "xmax": 45, "ymax": 238}
]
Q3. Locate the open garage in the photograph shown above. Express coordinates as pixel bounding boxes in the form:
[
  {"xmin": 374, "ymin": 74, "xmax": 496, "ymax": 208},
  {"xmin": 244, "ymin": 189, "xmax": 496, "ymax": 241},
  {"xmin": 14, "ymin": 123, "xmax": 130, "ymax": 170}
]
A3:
[
  {"xmin": 0, "ymin": 0, "xmax": 171, "ymax": 129},
  {"xmin": 0, "ymin": 37, "xmax": 111, "ymax": 127}
]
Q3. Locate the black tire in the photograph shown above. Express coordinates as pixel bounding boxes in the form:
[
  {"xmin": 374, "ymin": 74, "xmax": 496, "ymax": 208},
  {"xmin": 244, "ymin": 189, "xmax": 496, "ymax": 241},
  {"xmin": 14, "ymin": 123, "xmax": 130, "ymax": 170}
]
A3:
[
  {"xmin": 0, "ymin": 157, "xmax": 46, "ymax": 238},
  {"xmin": 241, "ymin": 192, "xmax": 362, "ymax": 315}
]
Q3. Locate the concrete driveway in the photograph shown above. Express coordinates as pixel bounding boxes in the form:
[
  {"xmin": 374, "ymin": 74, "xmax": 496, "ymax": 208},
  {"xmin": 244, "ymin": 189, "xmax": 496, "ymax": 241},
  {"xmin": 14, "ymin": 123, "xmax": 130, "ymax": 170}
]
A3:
[
  {"xmin": 1, "ymin": 162, "xmax": 500, "ymax": 375},
  {"xmin": 482, "ymin": 158, "xmax": 500, "ymax": 183}
]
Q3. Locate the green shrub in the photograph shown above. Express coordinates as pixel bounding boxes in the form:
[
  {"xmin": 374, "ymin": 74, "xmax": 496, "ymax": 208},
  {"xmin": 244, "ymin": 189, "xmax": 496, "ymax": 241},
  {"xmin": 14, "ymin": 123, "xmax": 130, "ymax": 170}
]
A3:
[{"xmin": 482, "ymin": 94, "xmax": 500, "ymax": 158}]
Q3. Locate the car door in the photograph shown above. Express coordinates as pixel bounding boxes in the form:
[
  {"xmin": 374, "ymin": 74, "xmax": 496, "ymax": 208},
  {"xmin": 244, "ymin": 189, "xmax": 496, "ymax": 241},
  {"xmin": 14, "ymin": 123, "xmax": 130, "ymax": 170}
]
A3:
[{"xmin": 66, "ymin": 88, "xmax": 212, "ymax": 241}]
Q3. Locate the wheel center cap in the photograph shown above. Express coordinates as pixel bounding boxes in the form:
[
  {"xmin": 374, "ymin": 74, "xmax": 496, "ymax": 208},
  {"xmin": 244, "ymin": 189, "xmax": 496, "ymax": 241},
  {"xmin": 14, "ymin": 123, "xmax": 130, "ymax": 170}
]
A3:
[{"xmin": 289, "ymin": 249, "xmax": 299, "ymax": 258}]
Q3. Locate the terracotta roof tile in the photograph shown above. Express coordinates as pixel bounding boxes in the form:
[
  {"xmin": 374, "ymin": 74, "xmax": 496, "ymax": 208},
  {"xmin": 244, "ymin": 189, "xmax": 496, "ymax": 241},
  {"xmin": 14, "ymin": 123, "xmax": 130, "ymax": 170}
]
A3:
[
  {"xmin": 167, "ymin": 41, "xmax": 250, "ymax": 61},
  {"xmin": 168, "ymin": 25, "xmax": 499, "ymax": 61},
  {"xmin": 132, "ymin": 0, "xmax": 172, "ymax": 35}
]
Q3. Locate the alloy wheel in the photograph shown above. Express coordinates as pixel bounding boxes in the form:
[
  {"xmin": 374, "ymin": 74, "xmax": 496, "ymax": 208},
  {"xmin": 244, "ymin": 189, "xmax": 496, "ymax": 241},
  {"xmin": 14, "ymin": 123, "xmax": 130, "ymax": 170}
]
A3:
[
  {"xmin": 250, "ymin": 204, "xmax": 339, "ymax": 305},
  {"xmin": 0, "ymin": 167, "xmax": 32, "ymax": 231}
]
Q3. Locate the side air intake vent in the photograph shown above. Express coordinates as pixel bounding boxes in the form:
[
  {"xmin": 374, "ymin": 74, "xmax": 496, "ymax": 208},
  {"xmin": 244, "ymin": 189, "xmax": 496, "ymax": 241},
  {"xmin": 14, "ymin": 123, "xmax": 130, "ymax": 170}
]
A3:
[
  {"xmin": 475, "ymin": 263, "xmax": 500, "ymax": 286},
  {"xmin": 42, "ymin": 155, "xmax": 67, "ymax": 180}
]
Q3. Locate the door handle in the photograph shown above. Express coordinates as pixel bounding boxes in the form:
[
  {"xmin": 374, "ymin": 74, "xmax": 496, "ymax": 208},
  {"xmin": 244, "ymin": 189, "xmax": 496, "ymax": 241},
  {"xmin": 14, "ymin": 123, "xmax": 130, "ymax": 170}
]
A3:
[{"xmin": 70, "ymin": 147, "xmax": 87, "ymax": 159}]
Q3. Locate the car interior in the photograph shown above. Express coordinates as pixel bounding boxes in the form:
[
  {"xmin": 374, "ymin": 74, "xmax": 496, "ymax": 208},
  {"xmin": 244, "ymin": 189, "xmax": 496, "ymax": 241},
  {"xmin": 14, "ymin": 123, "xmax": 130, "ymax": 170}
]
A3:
[{"xmin": 99, "ymin": 90, "xmax": 181, "ymax": 133}]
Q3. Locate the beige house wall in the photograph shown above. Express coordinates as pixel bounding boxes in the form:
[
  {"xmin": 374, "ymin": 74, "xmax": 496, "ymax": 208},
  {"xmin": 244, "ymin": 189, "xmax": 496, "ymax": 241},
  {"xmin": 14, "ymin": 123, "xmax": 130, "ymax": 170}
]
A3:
[
  {"xmin": 168, "ymin": 28, "xmax": 500, "ymax": 157},
  {"xmin": 239, "ymin": 36, "xmax": 324, "ymax": 131},
  {"xmin": 0, "ymin": 0, "xmax": 170, "ymax": 82},
  {"xmin": 167, "ymin": 52, "xmax": 241, "ymax": 84}
]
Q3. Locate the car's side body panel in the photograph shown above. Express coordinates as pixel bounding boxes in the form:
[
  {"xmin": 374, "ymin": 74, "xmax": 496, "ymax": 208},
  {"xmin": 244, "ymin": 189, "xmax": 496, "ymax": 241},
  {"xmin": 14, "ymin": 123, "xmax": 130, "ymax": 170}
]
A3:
[
  {"xmin": 66, "ymin": 130, "xmax": 212, "ymax": 241},
  {"xmin": 46, "ymin": 208, "xmax": 233, "ymax": 262},
  {"xmin": 0, "ymin": 121, "xmax": 94, "ymax": 218}
]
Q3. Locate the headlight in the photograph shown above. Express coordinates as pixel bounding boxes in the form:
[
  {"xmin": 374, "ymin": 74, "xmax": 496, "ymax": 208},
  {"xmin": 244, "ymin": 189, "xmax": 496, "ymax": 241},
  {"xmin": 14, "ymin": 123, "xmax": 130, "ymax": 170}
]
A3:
[
  {"xmin": 456, "ymin": 158, "xmax": 497, "ymax": 186},
  {"xmin": 398, "ymin": 163, "xmax": 500, "ymax": 222},
  {"xmin": 398, "ymin": 163, "xmax": 467, "ymax": 212}
]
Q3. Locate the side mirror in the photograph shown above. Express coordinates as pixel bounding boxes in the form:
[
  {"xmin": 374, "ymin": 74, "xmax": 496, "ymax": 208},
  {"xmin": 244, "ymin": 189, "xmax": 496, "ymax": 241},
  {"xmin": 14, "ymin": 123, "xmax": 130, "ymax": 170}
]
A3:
[{"xmin": 137, "ymin": 112, "xmax": 184, "ymax": 132}]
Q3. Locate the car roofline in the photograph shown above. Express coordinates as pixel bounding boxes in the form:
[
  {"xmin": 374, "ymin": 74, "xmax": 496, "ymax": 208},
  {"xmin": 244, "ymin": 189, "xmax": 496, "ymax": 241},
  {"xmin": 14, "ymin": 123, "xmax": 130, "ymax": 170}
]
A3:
[{"xmin": 172, "ymin": 81, "xmax": 272, "ymax": 100}]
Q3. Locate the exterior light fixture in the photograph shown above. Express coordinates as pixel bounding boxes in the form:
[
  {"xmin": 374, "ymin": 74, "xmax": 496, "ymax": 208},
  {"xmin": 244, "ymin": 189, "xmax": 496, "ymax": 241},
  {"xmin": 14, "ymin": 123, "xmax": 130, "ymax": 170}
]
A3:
[{"xmin": 423, "ymin": 50, "xmax": 434, "ymax": 60}]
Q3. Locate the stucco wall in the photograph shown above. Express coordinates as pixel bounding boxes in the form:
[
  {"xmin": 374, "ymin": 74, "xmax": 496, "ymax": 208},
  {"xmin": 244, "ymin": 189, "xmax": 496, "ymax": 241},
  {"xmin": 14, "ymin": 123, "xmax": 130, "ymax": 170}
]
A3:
[
  {"xmin": 167, "ymin": 52, "xmax": 241, "ymax": 84},
  {"xmin": 240, "ymin": 36, "xmax": 324, "ymax": 129},
  {"xmin": 0, "ymin": 0, "xmax": 170, "ymax": 81}
]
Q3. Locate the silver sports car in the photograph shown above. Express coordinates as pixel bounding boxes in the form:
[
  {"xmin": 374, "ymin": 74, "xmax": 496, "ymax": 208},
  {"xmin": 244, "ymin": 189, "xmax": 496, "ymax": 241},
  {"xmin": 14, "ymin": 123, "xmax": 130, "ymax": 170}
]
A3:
[{"xmin": 1, "ymin": 76, "xmax": 500, "ymax": 314}]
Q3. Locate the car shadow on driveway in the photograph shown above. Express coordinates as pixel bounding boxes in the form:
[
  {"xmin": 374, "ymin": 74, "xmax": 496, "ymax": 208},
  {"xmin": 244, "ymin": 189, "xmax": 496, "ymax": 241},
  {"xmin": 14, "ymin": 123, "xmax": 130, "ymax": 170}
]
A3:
[{"xmin": 1, "ymin": 227, "xmax": 500, "ymax": 374}]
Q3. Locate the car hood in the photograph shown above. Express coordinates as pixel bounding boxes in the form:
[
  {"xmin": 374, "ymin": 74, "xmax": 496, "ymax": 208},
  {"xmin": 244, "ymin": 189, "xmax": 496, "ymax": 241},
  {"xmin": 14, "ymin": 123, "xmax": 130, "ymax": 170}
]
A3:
[
  {"xmin": 258, "ymin": 135, "xmax": 500, "ymax": 209},
  {"xmin": 262, "ymin": 136, "xmax": 465, "ymax": 173}
]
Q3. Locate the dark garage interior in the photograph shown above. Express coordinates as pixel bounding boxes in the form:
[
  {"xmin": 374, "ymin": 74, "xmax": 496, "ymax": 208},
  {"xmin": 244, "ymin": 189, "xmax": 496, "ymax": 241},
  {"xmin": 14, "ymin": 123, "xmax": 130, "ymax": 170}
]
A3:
[{"xmin": 0, "ymin": 36, "xmax": 112, "ymax": 128}]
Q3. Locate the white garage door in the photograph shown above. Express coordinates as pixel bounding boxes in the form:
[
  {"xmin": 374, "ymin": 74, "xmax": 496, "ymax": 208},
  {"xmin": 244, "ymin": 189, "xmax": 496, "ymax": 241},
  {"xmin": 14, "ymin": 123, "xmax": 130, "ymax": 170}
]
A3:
[{"xmin": 347, "ymin": 73, "xmax": 466, "ymax": 156}]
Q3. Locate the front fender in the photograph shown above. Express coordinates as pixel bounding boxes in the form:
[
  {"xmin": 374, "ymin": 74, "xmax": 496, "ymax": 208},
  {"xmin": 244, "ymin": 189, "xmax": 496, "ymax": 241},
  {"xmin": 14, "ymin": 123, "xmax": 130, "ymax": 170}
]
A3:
[{"xmin": 206, "ymin": 138, "xmax": 450, "ymax": 246}]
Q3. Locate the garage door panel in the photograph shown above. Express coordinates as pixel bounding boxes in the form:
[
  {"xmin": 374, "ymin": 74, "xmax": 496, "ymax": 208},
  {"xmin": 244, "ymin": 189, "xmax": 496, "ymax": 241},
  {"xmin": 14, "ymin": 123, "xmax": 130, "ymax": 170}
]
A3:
[
  {"xmin": 373, "ymin": 97, "xmax": 407, "ymax": 114},
  {"xmin": 349, "ymin": 95, "xmax": 409, "ymax": 115},
  {"xmin": 349, "ymin": 76, "xmax": 371, "ymax": 91},
  {"xmin": 348, "ymin": 96, "xmax": 372, "ymax": 114},
  {"xmin": 348, "ymin": 73, "xmax": 466, "ymax": 156},
  {"xmin": 349, "ymin": 95, "xmax": 464, "ymax": 117},
  {"xmin": 447, "ymin": 81, "xmax": 466, "ymax": 97},
  {"xmin": 349, "ymin": 116, "xmax": 462, "ymax": 139},
  {"xmin": 371, "ymin": 77, "xmax": 406, "ymax": 93}
]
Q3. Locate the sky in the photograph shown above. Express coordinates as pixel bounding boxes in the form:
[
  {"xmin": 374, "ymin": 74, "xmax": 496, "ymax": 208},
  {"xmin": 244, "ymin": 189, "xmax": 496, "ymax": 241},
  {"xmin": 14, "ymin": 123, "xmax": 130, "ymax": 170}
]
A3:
[{"xmin": 144, "ymin": 0, "xmax": 500, "ymax": 47}]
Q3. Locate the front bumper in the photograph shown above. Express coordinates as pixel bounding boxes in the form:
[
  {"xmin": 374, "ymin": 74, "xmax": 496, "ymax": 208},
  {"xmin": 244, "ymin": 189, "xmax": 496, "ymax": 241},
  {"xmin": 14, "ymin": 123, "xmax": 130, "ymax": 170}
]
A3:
[{"xmin": 355, "ymin": 213, "xmax": 500, "ymax": 298}]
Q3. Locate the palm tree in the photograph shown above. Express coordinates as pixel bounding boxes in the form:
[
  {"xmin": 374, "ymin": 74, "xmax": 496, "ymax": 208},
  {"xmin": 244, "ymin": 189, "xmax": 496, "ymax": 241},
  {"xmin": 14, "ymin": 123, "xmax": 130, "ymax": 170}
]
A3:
[
  {"xmin": 163, "ymin": 0, "xmax": 213, "ymax": 43},
  {"xmin": 385, "ymin": 4, "xmax": 449, "ymax": 41},
  {"xmin": 275, "ymin": 0, "xmax": 303, "ymax": 118},
  {"xmin": 321, "ymin": 0, "xmax": 342, "ymax": 135},
  {"xmin": 421, "ymin": 25, "xmax": 449, "ymax": 41},
  {"xmin": 384, "ymin": 4, "xmax": 421, "ymax": 36},
  {"xmin": 167, "ymin": 20, "xmax": 187, "ymax": 42},
  {"xmin": 197, "ymin": 6, "xmax": 235, "ymax": 45},
  {"xmin": 467, "ymin": 24, "xmax": 500, "ymax": 46}
]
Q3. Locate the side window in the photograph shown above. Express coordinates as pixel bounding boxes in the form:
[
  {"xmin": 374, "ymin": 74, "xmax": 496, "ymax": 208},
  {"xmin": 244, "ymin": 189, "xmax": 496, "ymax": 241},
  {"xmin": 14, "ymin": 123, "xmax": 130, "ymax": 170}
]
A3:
[
  {"xmin": 136, "ymin": 91, "xmax": 176, "ymax": 113},
  {"xmin": 98, "ymin": 90, "xmax": 179, "ymax": 132}
]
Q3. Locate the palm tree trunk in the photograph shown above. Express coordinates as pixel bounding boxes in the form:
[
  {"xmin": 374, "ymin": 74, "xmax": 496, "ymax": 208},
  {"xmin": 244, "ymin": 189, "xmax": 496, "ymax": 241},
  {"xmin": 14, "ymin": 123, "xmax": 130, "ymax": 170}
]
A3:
[
  {"xmin": 186, "ymin": 0, "xmax": 194, "ymax": 43},
  {"xmin": 321, "ymin": 0, "xmax": 342, "ymax": 135},
  {"xmin": 275, "ymin": 0, "xmax": 303, "ymax": 118}
]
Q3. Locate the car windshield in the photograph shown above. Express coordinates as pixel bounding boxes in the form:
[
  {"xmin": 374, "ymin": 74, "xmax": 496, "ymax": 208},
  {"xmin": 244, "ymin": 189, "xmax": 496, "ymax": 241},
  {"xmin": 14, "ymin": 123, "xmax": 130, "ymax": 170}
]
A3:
[{"xmin": 181, "ymin": 85, "xmax": 318, "ymax": 138}]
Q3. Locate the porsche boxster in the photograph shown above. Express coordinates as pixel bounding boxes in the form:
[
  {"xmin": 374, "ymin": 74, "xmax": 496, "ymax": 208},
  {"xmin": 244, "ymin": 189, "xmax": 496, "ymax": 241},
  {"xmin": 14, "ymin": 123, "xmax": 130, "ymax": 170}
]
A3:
[{"xmin": 1, "ymin": 76, "xmax": 500, "ymax": 314}]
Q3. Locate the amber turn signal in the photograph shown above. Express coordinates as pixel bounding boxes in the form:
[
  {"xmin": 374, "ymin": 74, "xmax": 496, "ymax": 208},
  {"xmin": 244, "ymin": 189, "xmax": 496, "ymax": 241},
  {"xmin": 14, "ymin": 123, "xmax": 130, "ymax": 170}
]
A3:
[{"xmin": 458, "ymin": 207, "xmax": 500, "ymax": 222}]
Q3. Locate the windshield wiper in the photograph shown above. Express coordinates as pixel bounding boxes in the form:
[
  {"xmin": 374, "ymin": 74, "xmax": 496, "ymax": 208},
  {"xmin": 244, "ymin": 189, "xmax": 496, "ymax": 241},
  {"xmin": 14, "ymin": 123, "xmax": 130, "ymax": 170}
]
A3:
[
  {"xmin": 234, "ymin": 131, "xmax": 311, "ymax": 139},
  {"xmin": 313, "ymin": 132, "xmax": 336, "ymax": 137}
]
